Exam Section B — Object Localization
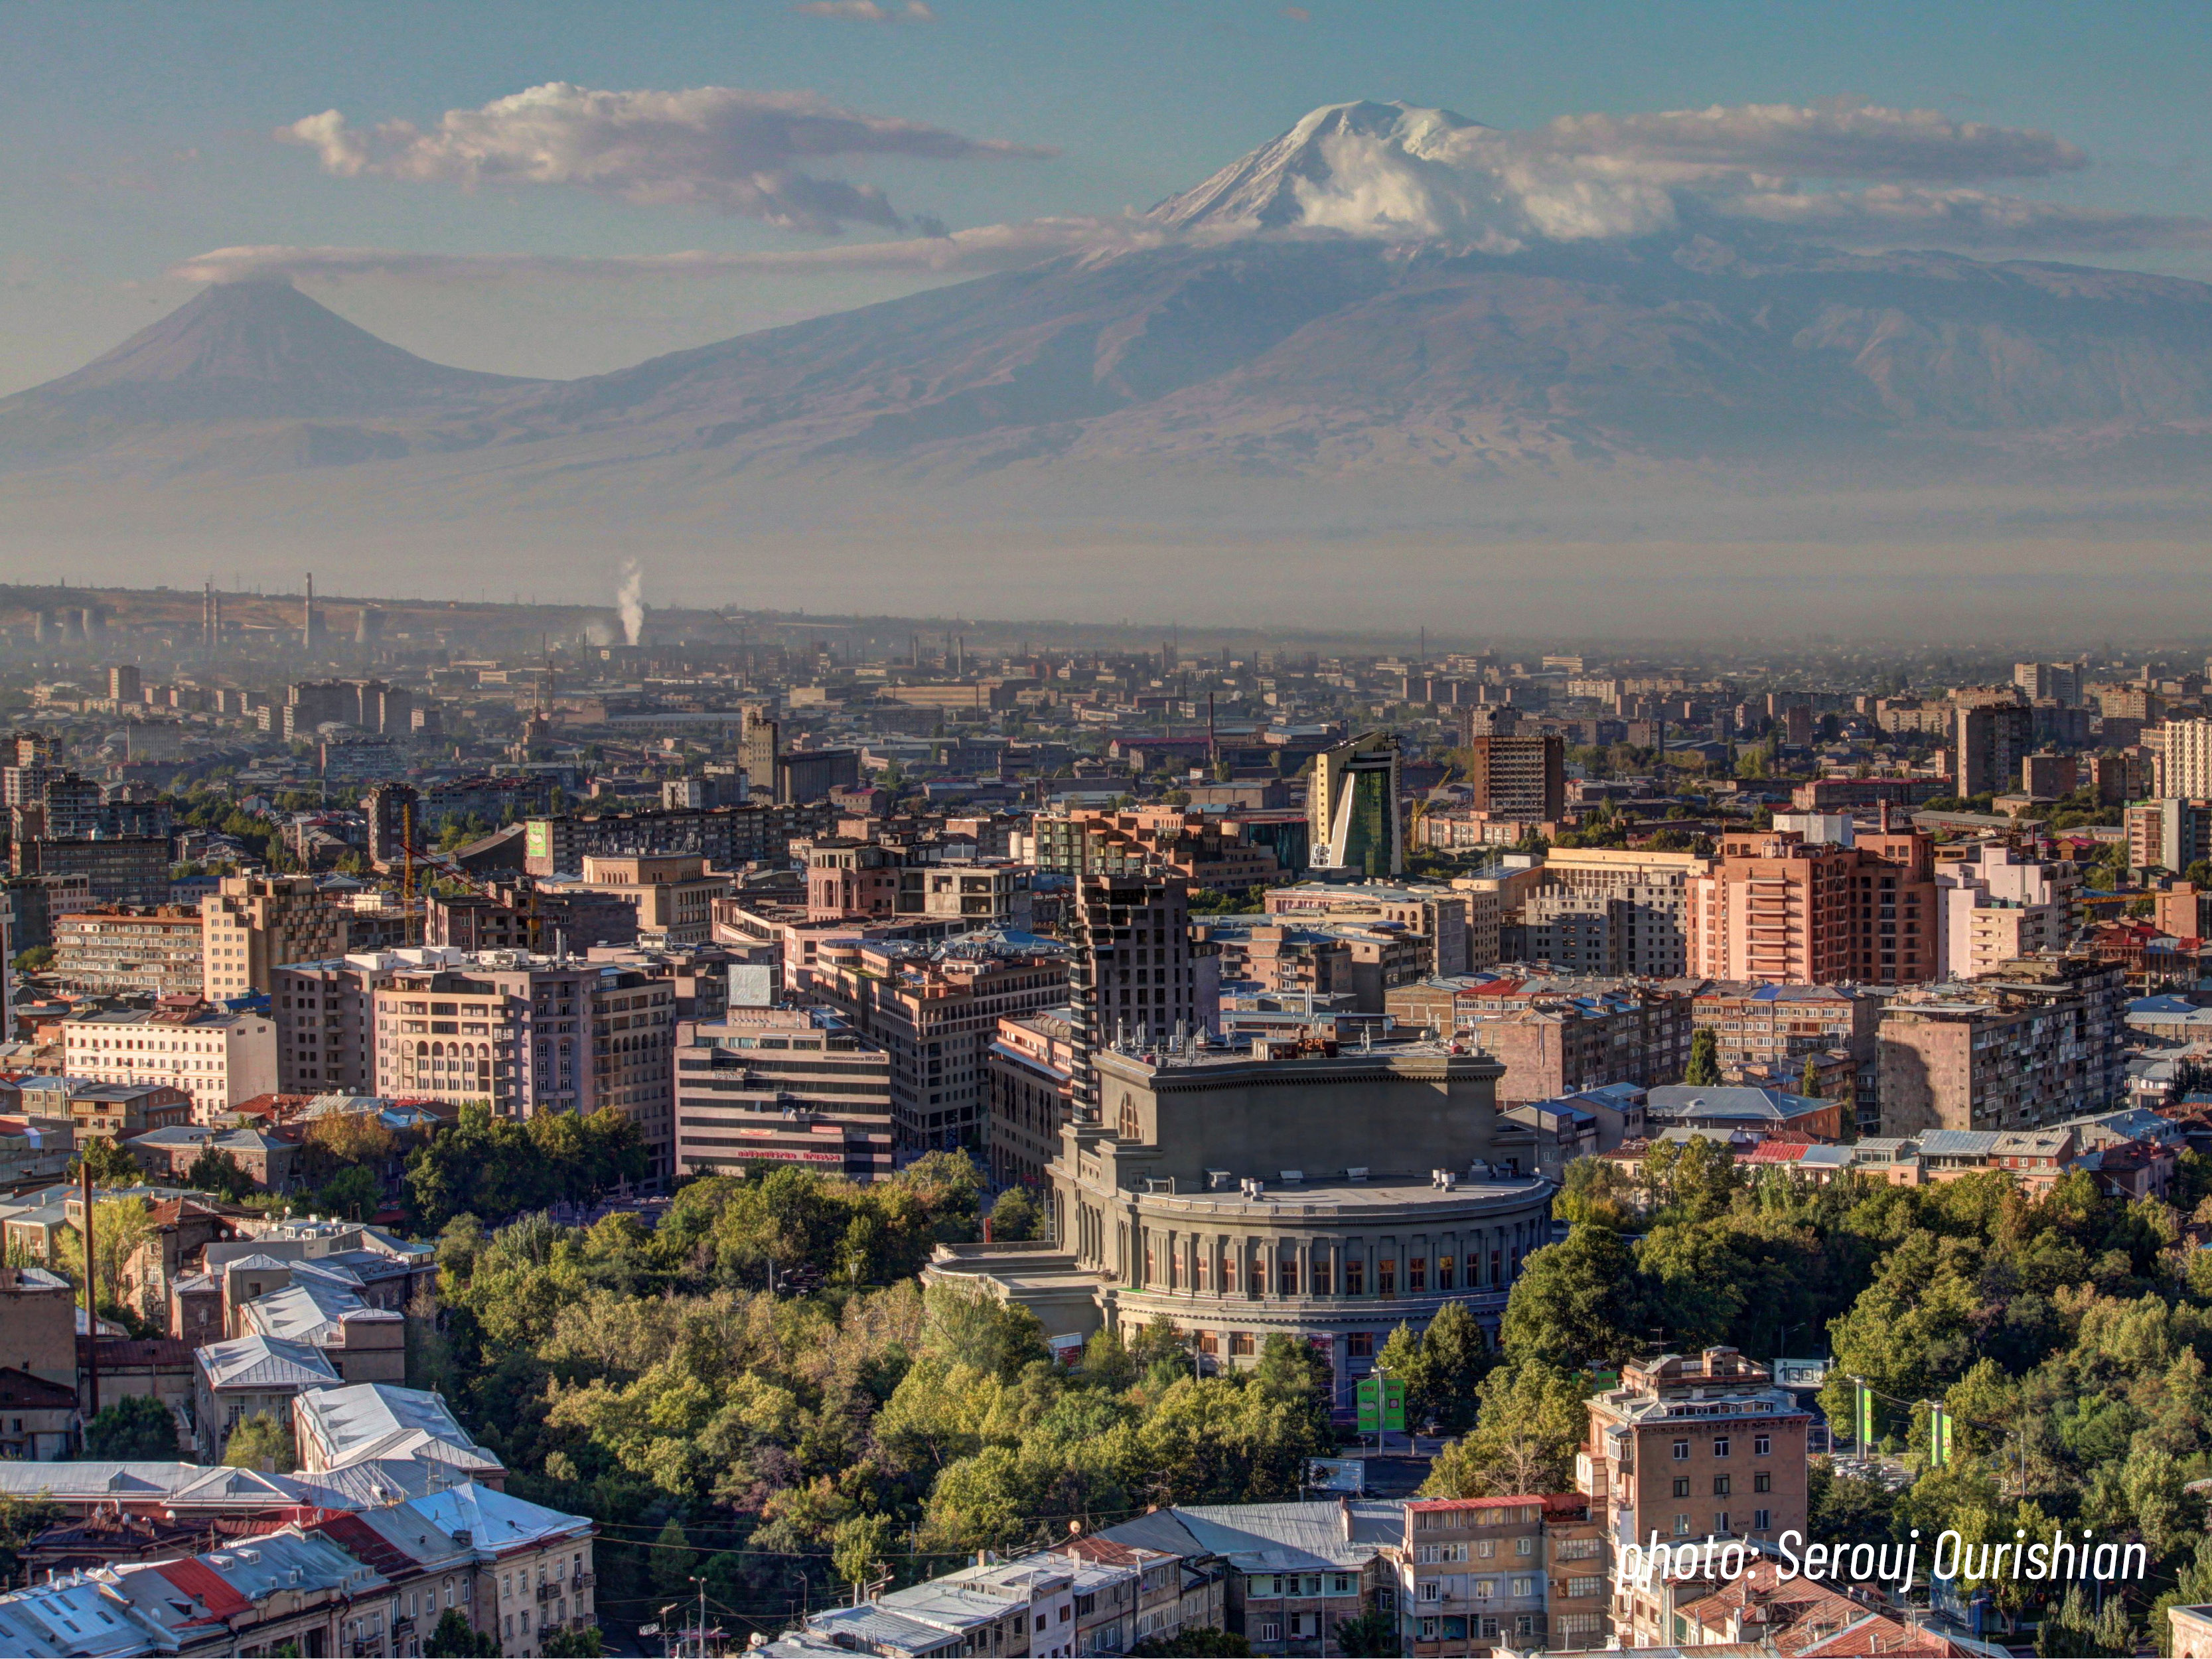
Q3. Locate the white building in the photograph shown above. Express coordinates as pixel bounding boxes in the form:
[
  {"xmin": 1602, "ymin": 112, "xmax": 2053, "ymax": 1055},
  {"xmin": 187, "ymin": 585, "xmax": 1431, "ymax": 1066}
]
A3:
[
  {"xmin": 1938, "ymin": 845, "xmax": 2078, "ymax": 980},
  {"xmin": 62, "ymin": 1001, "xmax": 279, "ymax": 1121}
]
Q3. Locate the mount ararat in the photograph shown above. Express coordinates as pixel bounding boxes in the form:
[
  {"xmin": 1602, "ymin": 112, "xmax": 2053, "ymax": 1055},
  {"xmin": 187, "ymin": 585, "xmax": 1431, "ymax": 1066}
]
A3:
[{"xmin": 5, "ymin": 100, "xmax": 2212, "ymax": 627}]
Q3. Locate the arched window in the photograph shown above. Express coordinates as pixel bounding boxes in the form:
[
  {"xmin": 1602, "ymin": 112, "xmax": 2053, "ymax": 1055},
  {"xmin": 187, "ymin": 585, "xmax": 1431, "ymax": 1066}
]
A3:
[{"xmin": 1118, "ymin": 1096, "xmax": 1140, "ymax": 1141}]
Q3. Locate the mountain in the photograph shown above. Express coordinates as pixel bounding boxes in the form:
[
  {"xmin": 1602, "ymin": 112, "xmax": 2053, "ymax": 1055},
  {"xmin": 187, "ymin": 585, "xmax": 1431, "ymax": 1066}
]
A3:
[
  {"xmin": 0, "ymin": 279, "xmax": 537, "ymax": 446},
  {"xmin": 9, "ymin": 102, "xmax": 2212, "ymax": 580},
  {"xmin": 1145, "ymin": 100, "xmax": 1488, "ymax": 232}
]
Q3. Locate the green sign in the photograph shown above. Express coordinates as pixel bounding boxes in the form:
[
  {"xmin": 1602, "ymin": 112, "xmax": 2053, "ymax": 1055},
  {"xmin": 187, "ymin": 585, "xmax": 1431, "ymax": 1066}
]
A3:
[
  {"xmin": 1357, "ymin": 1376, "xmax": 1407, "ymax": 1433},
  {"xmin": 1854, "ymin": 1381, "xmax": 1876, "ymax": 1449},
  {"xmin": 1929, "ymin": 1406, "xmax": 1952, "ymax": 1469}
]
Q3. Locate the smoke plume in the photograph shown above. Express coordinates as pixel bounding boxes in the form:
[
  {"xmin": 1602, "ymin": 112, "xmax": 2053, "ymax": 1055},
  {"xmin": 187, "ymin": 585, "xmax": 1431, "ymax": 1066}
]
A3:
[{"xmin": 616, "ymin": 559, "xmax": 646, "ymax": 644}]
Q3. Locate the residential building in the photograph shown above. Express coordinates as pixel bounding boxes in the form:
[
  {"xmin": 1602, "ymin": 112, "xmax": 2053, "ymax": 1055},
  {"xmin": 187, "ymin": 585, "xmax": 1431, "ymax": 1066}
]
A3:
[
  {"xmin": 191, "ymin": 1333, "xmax": 340, "ymax": 1462},
  {"xmin": 986, "ymin": 1009, "xmax": 1076, "ymax": 1192},
  {"xmin": 1878, "ymin": 954, "xmax": 2129, "ymax": 1134},
  {"xmin": 1642, "ymin": 1084, "xmax": 1846, "ymax": 1142},
  {"xmin": 2014, "ymin": 661, "xmax": 2083, "ymax": 707},
  {"xmin": 12, "ymin": 835, "xmax": 170, "ymax": 906},
  {"xmin": 1093, "ymin": 1500, "xmax": 1388, "ymax": 1658},
  {"xmin": 1687, "ymin": 821, "xmax": 1939, "ymax": 986},
  {"xmin": 1310, "ymin": 732, "xmax": 1405, "ymax": 877},
  {"xmin": 569, "ymin": 851, "xmax": 733, "ymax": 945},
  {"xmin": 1939, "ymin": 845, "xmax": 2080, "ymax": 978},
  {"xmin": 427, "ymin": 881, "xmax": 642, "ymax": 954},
  {"xmin": 810, "ymin": 935, "xmax": 1072, "ymax": 1157},
  {"xmin": 1525, "ymin": 848, "xmax": 1709, "ymax": 977},
  {"xmin": 1024, "ymin": 810, "xmax": 1285, "ymax": 894},
  {"xmin": 585, "ymin": 963, "xmax": 680, "ymax": 1180},
  {"xmin": 202, "ymin": 874, "xmax": 349, "ymax": 997},
  {"xmin": 2160, "ymin": 718, "xmax": 2212, "ymax": 800},
  {"xmin": 1954, "ymin": 702, "xmax": 2034, "ymax": 797},
  {"xmin": 61, "ymin": 999, "xmax": 279, "ymax": 1120},
  {"xmin": 2128, "ymin": 796, "xmax": 2212, "ymax": 873},
  {"xmin": 1391, "ymin": 1494, "xmax": 1607, "ymax": 1655},
  {"xmin": 1688, "ymin": 981, "xmax": 1880, "ymax": 1106},
  {"xmin": 1460, "ymin": 733, "xmax": 1566, "ymax": 824},
  {"xmin": 55, "ymin": 1080, "xmax": 193, "ymax": 1146},
  {"xmin": 804, "ymin": 839, "xmax": 1034, "ymax": 929},
  {"xmin": 1579, "ymin": 1348, "xmax": 1813, "ymax": 1649},
  {"xmin": 294, "ymin": 1382, "xmax": 508, "ymax": 1489},
  {"xmin": 522, "ymin": 800, "xmax": 828, "ymax": 877},
  {"xmin": 1392, "ymin": 975, "xmax": 1695, "ymax": 1107},
  {"xmin": 674, "ymin": 1004, "xmax": 893, "ymax": 1182},
  {"xmin": 1264, "ymin": 882, "xmax": 1472, "ymax": 979},
  {"xmin": 931, "ymin": 1038, "xmax": 1555, "ymax": 1394},
  {"xmin": 237, "ymin": 1276, "xmax": 406, "ymax": 1384},
  {"xmin": 50, "ymin": 907, "xmax": 204, "ymax": 997},
  {"xmin": 273, "ymin": 952, "xmax": 415, "ymax": 1096},
  {"xmin": 370, "ymin": 955, "xmax": 598, "ymax": 1118},
  {"xmin": 1069, "ymin": 869, "xmax": 1212, "ymax": 1122},
  {"xmin": 414, "ymin": 1482, "xmax": 597, "ymax": 1657}
]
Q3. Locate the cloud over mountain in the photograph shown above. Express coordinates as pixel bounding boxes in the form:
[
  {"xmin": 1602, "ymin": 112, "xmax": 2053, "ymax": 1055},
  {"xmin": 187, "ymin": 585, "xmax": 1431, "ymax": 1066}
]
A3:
[{"xmin": 281, "ymin": 82, "xmax": 1054, "ymax": 233}]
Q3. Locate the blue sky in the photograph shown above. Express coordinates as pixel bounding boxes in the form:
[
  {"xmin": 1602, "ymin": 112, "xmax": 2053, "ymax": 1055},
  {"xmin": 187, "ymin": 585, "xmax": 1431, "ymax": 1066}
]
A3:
[{"xmin": 4, "ymin": 0, "xmax": 2208, "ymax": 392}]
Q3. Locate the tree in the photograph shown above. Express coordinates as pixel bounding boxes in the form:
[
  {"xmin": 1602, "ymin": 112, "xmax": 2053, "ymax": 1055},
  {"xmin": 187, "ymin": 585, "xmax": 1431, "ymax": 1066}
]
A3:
[
  {"xmin": 832, "ymin": 1512, "xmax": 895, "ymax": 1590},
  {"xmin": 1554, "ymin": 1158, "xmax": 1638, "ymax": 1230},
  {"xmin": 1684, "ymin": 1029, "xmax": 1721, "ymax": 1086},
  {"xmin": 314, "ymin": 1164, "xmax": 384, "ymax": 1222},
  {"xmin": 648, "ymin": 1516, "xmax": 698, "ymax": 1601},
  {"xmin": 82, "ymin": 1395, "xmax": 179, "ymax": 1459},
  {"xmin": 223, "ymin": 1411, "xmax": 295, "ymax": 1472},
  {"xmin": 304, "ymin": 1112, "xmax": 398, "ymax": 1179},
  {"xmin": 1500, "ymin": 1227, "xmax": 1645, "ymax": 1371},
  {"xmin": 1129, "ymin": 1633, "xmax": 1252, "ymax": 1657},
  {"xmin": 0, "ymin": 1495, "xmax": 61, "ymax": 1583},
  {"xmin": 1333, "ymin": 1613, "xmax": 1399, "ymax": 1656},
  {"xmin": 64, "ymin": 1198, "xmax": 155, "ymax": 1319},
  {"xmin": 183, "ymin": 1147, "xmax": 255, "ymax": 1202},
  {"xmin": 1421, "ymin": 1362, "xmax": 1589, "ymax": 1498},
  {"xmin": 1798, "ymin": 1054, "xmax": 1822, "ymax": 1100},
  {"xmin": 72, "ymin": 1137, "xmax": 142, "ymax": 1187},
  {"xmin": 543, "ymin": 1630, "xmax": 605, "ymax": 1658},
  {"xmin": 12, "ymin": 945, "xmax": 54, "ymax": 974},
  {"xmin": 424, "ymin": 1609, "xmax": 499, "ymax": 1657},
  {"xmin": 987, "ymin": 1186, "xmax": 1043, "ymax": 1244}
]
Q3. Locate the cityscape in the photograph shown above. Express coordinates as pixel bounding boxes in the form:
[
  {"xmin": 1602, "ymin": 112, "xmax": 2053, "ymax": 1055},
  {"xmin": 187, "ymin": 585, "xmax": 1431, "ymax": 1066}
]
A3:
[{"xmin": 5, "ymin": 4, "xmax": 2212, "ymax": 1657}]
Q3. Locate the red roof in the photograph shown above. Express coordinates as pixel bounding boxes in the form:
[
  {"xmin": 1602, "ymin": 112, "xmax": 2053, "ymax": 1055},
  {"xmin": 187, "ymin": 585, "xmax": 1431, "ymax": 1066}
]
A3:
[
  {"xmin": 152, "ymin": 1557, "xmax": 254, "ymax": 1623},
  {"xmin": 314, "ymin": 1511, "xmax": 417, "ymax": 1578}
]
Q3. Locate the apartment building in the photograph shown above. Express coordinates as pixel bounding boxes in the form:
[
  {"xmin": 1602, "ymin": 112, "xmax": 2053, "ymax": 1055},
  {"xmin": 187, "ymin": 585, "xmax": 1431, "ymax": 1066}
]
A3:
[
  {"xmin": 1392, "ymin": 1494, "xmax": 1607, "ymax": 1655},
  {"xmin": 1939, "ymin": 845, "xmax": 2079, "ymax": 978},
  {"xmin": 804, "ymin": 839, "xmax": 1033, "ymax": 929},
  {"xmin": 1580, "ymin": 1348, "xmax": 1812, "ymax": 1650},
  {"xmin": 1878, "ymin": 954, "xmax": 2128, "ymax": 1135},
  {"xmin": 62, "ymin": 999, "xmax": 278, "ymax": 1119},
  {"xmin": 1459, "ymin": 733, "xmax": 1566, "ymax": 823},
  {"xmin": 50, "ymin": 906, "xmax": 204, "ymax": 996},
  {"xmin": 570, "ymin": 853, "xmax": 732, "ymax": 946},
  {"xmin": 1390, "ymin": 975, "xmax": 1694, "ymax": 1107},
  {"xmin": 673, "ymin": 1004, "xmax": 893, "ymax": 1182},
  {"xmin": 986, "ymin": 1009, "xmax": 1075, "ymax": 1191},
  {"xmin": 1069, "ymin": 870, "xmax": 1210, "ymax": 1121},
  {"xmin": 273, "ymin": 953, "xmax": 413, "ymax": 1096},
  {"xmin": 1689, "ymin": 981, "xmax": 1880, "ymax": 1102},
  {"xmin": 2159, "ymin": 717, "xmax": 2212, "ymax": 800},
  {"xmin": 1264, "ymin": 881, "xmax": 1472, "ymax": 978},
  {"xmin": 1687, "ymin": 822, "xmax": 1938, "ymax": 986},
  {"xmin": 810, "ymin": 936, "xmax": 1072, "ymax": 1155},
  {"xmin": 371, "ymin": 956, "xmax": 597, "ymax": 1119},
  {"xmin": 1524, "ymin": 848, "xmax": 1708, "ymax": 978},
  {"xmin": 1024, "ymin": 808, "xmax": 1286, "ymax": 893},
  {"xmin": 202, "ymin": 874, "xmax": 348, "ymax": 997},
  {"xmin": 1954, "ymin": 702, "xmax": 2034, "ymax": 797}
]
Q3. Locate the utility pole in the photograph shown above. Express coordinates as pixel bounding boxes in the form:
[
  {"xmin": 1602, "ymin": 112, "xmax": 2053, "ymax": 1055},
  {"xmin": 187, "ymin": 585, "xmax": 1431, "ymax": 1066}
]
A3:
[{"xmin": 80, "ymin": 1160, "xmax": 98, "ymax": 1423}]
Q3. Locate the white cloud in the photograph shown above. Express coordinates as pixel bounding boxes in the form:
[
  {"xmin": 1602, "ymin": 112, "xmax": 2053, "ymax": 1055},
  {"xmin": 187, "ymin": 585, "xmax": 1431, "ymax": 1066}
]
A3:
[
  {"xmin": 1719, "ymin": 184, "xmax": 2212, "ymax": 251},
  {"xmin": 168, "ymin": 216, "xmax": 1184, "ymax": 285},
  {"xmin": 279, "ymin": 82, "xmax": 1052, "ymax": 234},
  {"xmin": 793, "ymin": 1, "xmax": 935, "ymax": 19}
]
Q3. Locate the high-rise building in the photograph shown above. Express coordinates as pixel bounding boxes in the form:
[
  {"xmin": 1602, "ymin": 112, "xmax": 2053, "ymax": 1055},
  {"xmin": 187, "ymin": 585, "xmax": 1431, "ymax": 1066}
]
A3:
[
  {"xmin": 1688, "ymin": 822, "xmax": 1938, "ymax": 986},
  {"xmin": 1878, "ymin": 955, "xmax": 2128, "ymax": 1134},
  {"xmin": 2158, "ymin": 718, "xmax": 2212, "ymax": 800},
  {"xmin": 1523, "ymin": 848, "xmax": 1709, "ymax": 977},
  {"xmin": 1310, "ymin": 732, "xmax": 1405, "ymax": 877},
  {"xmin": 2014, "ymin": 661, "xmax": 2083, "ymax": 706},
  {"xmin": 107, "ymin": 665, "xmax": 141, "ymax": 705},
  {"xmin": 2127, "ymin": 797, "xmax": 2212, "ymax": 873},
  {"xmin": 1461, "ymin": 734, "xmax": 1566, "ymax": 824},
  {"xmin": 273, "ymin": 954, "xmax": 406, "ymax": 1095},
  {"xmin": 372, "ymin": 955, "xmax": 596, "ymax": 1118},
  {"xmin": 1953, "ymin": 703, "xmax": 2035, "ymax": 796},
  {"xmin": 673, "ymin": 1005, "xmax": 893, "ymax": 1183},
  {"xmin": 200, "ymin": 875, "xmax": 349, "ymax": 998},
  {"xmin": 1069, "ymin": 870, "xmax": 1208, "ymax": 1121},
  {"xmin": 62, "ymin": 1001, "xmax": 279, "ymax": 1121},
  {"xmin": 809, "ymin": 936, "xmax": 1070, "ymax": 1155},
  {"xmin": 362, "ymin": 782, "xmax": 419, "ymax": 870},
  {"xmin": 1938, "ymin": 846, "xmax": 2079, "ymax": 979},
  {"xmin": 51, "ymin": 908, "xmax": 205, "ymax": 997}
]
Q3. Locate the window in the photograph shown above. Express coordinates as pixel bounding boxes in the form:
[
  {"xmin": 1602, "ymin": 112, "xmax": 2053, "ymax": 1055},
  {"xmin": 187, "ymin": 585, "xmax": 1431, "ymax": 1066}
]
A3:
[
  {"xmin": 1713, "ymin": 1512, "xmax": 1730, "ymax": 1534},
  {"xmin": 1567, "ymin": 1576, "xmax": 1603, "ymax": 1599},
  {"xmin": 1753, "ymin": 1434, "xmax": 1771, "ymax": 1456},
  {"xmin": 1712, "ymin": 1475, "xmax": 1731, "ymax": 1496},
  {"xmin": 1347, "ymin": 1333, "xmax": 1372, "ymax": 1358},
  {"xmin": 1345, "ymin": 1261, "xmax": 1364, "ymax": 1295},
  {"xmin": 1259, "ymin": 1624, "xmax": 1282, "ymax": 1643},
  {"xmin": 1436, "ymin": 1256, "xmax": 1453, "ymax": 1290},
  {"xmin": 1510, "ymin": 1578, "xmax": 1536, "ymax": 1599},
  {"xmin": 1475, "ymin": 1538, "xmax": 1494, "ymax": 1559},
  {"xmin": 1671, "ymin": 1440, "xmax": 1690, "ymax": 1461},
  {"xmin": 1329, "ymin": 1576, "xmax": 1353, "ymax": 1597},
  {"xmin": 1671, "ymin": 1477, "xmax": 1690, "ymax": 1498},
  {"xmin": 1514, "ymin": 1537, "xmax": 1532, "ymax": 1557},
  {"xmin": 1378, "ymin": 1260, "xmax": 1396, "ymax": 1295},
  {"xmin": 1672, "ymin": 1514, "xmax": 1690, "ymax": 1536},
  {"xmin": 1407, "ymin": 1258, "xmax": 1426, "ymax": 1292},
  {"xmin": 1753, "ymin": 1471, "xmax": 1771, "ymax": 1493},
  {"xmin": 1280, "ymin": 1259, "xmax": 1298, "ymax": 1295},
  {"xmin": 1230, "ymin": 1332, "xmax": 1254, "ymax": 1356},
  {"xmin": 1418, "ymin": 1582, "xmax": 1440, "ymax": 1604},
  {"xmin": 1471, "ymin": 1580, "xmax": 1493, "ymax": 1601},
  {"xmin": 1712, "ymin": 1436, "xmax": 1730, "ymax": 1458},
  {"xmin": 1418, "ymin": 1619, "xmax": 1438, "ymax": 1641},
  {"xmin": 1754, "ymin": 1509, "xmax": 1772, "ymax": 1532},
  {"xmin": 1312, "ymin": 1262, "xmax": 1331, "ymax": 1294}
]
